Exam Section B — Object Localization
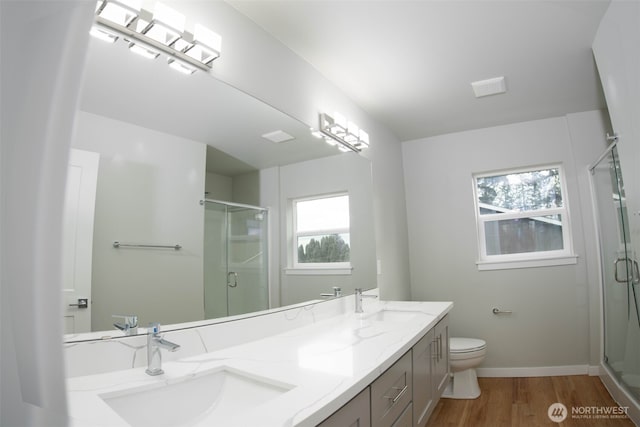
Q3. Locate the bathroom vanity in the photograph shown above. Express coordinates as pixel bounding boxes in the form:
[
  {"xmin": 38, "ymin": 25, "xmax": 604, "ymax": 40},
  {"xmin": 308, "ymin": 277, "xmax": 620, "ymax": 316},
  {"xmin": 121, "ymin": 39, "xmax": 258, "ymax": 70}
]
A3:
[
  {"xmin": 66, "ymin": 294, "xmax": 452, "ymax": 426},
  {"xmin": 319, "ymin": 315, "xmax": 449, "ymax": 427}
]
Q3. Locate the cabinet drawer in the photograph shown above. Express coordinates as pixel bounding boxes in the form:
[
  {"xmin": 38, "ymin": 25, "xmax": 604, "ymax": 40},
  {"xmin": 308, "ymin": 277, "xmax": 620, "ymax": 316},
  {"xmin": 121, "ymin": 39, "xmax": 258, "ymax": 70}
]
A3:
[
  {"xmin": 371, "ymin": 350, "xmax": 413, "ymax": 427},
  {"xmin": 392, "ymin": 402, "xmax": 413, "ymax": 427},
  {"xmin": 317, "ymin": 387, "xmax": 371, "ymax": 427}
]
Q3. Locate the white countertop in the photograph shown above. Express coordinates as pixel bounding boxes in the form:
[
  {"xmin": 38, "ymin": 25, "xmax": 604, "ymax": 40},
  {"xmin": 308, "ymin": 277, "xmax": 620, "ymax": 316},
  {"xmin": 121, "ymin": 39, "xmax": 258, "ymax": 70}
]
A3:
[{"xmin": 67, "ymin": 300, "xmax": 452, "ymax": 427}]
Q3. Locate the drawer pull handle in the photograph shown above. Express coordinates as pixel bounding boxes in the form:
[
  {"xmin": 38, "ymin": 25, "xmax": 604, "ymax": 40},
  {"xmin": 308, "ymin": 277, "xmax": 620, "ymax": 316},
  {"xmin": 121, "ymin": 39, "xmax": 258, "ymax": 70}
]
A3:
[{"xmin": 384, "ymin": 384, "xmax": 408, "ymax": 403}]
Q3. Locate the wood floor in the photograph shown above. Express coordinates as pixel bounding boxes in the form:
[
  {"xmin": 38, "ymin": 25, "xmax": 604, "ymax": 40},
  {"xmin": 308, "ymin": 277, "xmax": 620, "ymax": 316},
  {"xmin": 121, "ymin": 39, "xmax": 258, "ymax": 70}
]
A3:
[{"xmin": 425, "ymin": 376, "xmax": 635, "ymax": 427}]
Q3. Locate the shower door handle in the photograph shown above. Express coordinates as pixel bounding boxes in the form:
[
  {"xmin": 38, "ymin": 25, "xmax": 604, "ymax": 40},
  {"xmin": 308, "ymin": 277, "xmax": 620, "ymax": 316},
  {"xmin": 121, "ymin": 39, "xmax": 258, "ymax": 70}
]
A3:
[
  {"xmin": 614, "ymin": 258, "xmax": 633, "ymax": 283},
  {"xmin": 227, "ymin": 272, "xmax": 238, "ymax": 288}
]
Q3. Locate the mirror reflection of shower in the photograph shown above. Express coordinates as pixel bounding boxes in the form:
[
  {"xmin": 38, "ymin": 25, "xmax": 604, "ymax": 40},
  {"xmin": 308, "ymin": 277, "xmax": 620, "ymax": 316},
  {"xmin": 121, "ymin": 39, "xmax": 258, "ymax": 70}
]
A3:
[{"xmin": 201, "ymin": 198, "xmax": 269, "ymax": 318}]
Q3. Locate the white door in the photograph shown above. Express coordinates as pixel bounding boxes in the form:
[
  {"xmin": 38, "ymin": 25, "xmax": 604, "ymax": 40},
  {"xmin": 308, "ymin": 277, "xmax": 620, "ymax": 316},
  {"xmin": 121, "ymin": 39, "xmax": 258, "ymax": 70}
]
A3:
[{"xmin": 62, "ymin": 149, "xmax": 100, "ymax": 334}]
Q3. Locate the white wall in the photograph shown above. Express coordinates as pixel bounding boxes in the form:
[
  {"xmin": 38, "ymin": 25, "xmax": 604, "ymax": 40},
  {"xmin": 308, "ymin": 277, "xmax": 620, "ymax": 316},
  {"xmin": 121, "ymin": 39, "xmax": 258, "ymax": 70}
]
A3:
[
  {"xmin": 403, "ymin": 112, "xmax": 609, "ymax": 371},
  {"xmin": 73, "ymin": 111, "xmax": 206, "ymax": 331},
  {"xmin": 260, "ymin": 167, "xmax": 281, "ymax": 308},
  {"xmin": 369, "ymin": 131, "xmax": 412, "ymax": 301},
  {"xmin": 205, "ymin": 171, "xmax": 260, "ymax": 207},
  {"xmin": 265, "ymin": 154, "xmax": 377, "ymax": 306},
  {"xmin": 232, "ymin": 171, "xmax": 260, "ymax": 206},
  {"xmin": 1, "ymin": 2, "xmax": 94, "ymax": 426},
  {"xmin": 205, "ymin": 172, "xmax": 232, "ymax": 201}
]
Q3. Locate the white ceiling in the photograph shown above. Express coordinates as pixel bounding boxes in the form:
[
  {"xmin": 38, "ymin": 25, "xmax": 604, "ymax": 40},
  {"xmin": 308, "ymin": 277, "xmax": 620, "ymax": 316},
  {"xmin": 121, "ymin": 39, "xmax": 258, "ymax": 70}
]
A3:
[{"xmin": 227, "ymin": 0, "xmax": 611, "ymax": 141}]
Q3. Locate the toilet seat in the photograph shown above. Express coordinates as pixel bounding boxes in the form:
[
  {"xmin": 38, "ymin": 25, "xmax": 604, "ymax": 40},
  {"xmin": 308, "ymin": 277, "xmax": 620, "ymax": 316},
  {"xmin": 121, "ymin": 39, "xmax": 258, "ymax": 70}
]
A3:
[{"xmin": 450, "ymin": 337, "xmax": 486, "ymax": 353}]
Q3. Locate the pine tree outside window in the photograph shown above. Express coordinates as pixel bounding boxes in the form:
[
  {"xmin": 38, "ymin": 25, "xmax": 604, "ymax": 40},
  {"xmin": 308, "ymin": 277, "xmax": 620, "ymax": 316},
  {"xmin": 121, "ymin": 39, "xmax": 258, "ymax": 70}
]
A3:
[
  {"xmin": 473, "ymin": 165, "xmax": 577, "ymax": 270},
  {"xmin": 293, "ymin": 193, "xmax": 351, "ymax": 269}
]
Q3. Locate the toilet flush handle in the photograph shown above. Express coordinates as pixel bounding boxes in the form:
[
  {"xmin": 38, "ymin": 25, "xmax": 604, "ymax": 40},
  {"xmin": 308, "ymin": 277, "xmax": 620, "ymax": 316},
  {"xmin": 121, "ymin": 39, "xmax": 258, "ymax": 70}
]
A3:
[{"xmin": 492, "ymin": 307, "xmax": 513, "ymax": 315}]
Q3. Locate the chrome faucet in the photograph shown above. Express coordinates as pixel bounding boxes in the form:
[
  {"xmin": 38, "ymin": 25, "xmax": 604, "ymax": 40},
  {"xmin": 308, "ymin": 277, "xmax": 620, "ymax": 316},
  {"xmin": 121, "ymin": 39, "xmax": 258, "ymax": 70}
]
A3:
[
  {"xmin": 354, "ymin": 288, "xmax": 377, "ymax": 313},
  {"xmin": 320, "ymin": 286, "xmax": 343, "ymax": 298},
  {"xmin": 146, "ymin": 323, "xmax": 180, "ymax": 376},
  {"xmin": 112, "ymin": 314, "xmax": 138, "ymax": 336}
]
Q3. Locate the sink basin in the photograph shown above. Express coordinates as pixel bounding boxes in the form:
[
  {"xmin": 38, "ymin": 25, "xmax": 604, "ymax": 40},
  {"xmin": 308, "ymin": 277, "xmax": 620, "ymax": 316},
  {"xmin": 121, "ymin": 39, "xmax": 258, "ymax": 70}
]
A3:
[
  {"xmin": 100, "ymin": 367, "xmax": 293, "ymax": 427},
  {"xmin": 364, "ymin": 309, "xmax": 421, "ymax": 323}
]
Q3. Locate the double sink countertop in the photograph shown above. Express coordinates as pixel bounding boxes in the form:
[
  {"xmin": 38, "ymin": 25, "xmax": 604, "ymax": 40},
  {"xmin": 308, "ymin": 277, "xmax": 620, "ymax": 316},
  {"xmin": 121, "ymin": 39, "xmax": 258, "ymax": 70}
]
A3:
[{"xmin": 67, "ymin": 299, "xmax": 452, "ymax": 427}]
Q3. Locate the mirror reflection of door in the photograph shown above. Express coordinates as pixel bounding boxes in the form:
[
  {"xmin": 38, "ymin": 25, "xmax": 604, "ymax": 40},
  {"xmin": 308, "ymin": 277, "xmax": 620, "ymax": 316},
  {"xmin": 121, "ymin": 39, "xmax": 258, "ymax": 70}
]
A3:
[
  {"xmin": 203, "ymin": 200, "xmax": 269, "ymax": 318},
  {"xmin": 203, "ymin": 201, "xmax": 227, "ymax": 318},
  {"xmin": 62, "ymin": 149, "xmax": 100, "ymax": 333},
  {"xmin": 227, "ymin": 206, "xmax": 269, "ymax": 316}
]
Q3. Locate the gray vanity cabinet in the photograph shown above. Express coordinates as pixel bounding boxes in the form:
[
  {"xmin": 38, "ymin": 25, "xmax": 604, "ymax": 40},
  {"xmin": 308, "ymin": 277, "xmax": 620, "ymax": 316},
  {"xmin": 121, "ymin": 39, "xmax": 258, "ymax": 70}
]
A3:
[
  {"xmin": 371, "ymin": 350, "xmax": 413, "ymax": 427},
  {"xmin": 317, "ymin": 387, "xmax": 371, "ymax": 427},
  {"xmin": 317, "ymin": 314, "xmax": 450, "ymax": 427},
  {"xmin": 412, "ymin": 329, "xmax": 435, "ymax": 427},
  {"xmin": 412, "ymin": 314, "xmax": 450, "ymax": 427},
  {"xmin": 392, "ymin": 402, "xmax": 413, "ymax": 427},
  {"xmin": 432, "ymin": 316, "xmax": 450, "ymax": 398}
]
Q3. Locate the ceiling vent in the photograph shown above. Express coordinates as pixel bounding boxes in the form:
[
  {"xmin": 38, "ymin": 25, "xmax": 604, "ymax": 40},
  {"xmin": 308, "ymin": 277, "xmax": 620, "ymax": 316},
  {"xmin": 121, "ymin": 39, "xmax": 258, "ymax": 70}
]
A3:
[
  {"xmin": 261, "ymin": 130, "xmax": 294, "ymax": 144},
  {"xmin": 471, "ymin": 76, "xmax": 507, "ymax": 98}
]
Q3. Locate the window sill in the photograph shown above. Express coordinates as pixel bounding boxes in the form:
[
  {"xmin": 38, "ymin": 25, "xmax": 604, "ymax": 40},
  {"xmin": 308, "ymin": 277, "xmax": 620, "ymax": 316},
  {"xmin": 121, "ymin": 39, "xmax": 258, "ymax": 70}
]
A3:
[
  {"xmin": 476, "ymin": 255, "xmax": 578, "ymax": 271},
  {"xmin": 285, "ymin": 267, "xmax": 353, "ymax": 276}
]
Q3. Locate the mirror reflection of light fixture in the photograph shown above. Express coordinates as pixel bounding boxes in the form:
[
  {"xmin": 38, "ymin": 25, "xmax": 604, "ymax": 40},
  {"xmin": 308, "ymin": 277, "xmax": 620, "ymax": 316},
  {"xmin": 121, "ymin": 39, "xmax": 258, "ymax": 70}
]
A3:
[
  {"xmin": 91, "ymin": 0, "xmax": 222, "ymax": 74},
  {"xmin": 325, "ymin": 137, "xmax": 338, "ymax": 147},
  {"xmin": 128, "ymin": 42, "xmax": 160, "ymax": 59},
  {"xmin": 318, "ymin": 113, "xmax": 370, "ymax": 153},
  {"xmin": 184, "ymin": 24, "xmax": 222, "ymax": 65},
  {"xmin": 142, "ymin": 2, "xmax": 184, "ymax": 46},
  {"xmin": 167, "ymin": 58, "xmax": 197, "ymax": 75},
  {"xmin": 96, "ymin": 0, "xmax": 141, "ymax": 27},
  {"xmin": 89, "ymin": 26, "xmax": 119, "ymax": 43}
]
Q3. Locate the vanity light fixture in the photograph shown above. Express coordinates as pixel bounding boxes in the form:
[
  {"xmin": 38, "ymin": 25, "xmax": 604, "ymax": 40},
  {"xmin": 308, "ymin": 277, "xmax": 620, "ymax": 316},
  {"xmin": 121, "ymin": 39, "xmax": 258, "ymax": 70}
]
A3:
[
  {"xmin": 185, "ymin": 24, "xmax": 222, "ymax": 64},
  {"xmin": 142, "ymin": 1, "xmax": 185, "ymax": 47},
  {"xmin": 318, "ymin": 113, "xmax": 370, "ymax": 153},
  {"xmin": 310, "ymin": 128, "xmax": 324, "ymax": 139},
  {"xmin": 129, "ymin": 42, "xmax": 160, "ymax": 59},
  {"xmin": 96, "ymin": 0, "xmax": 140, "ymax": 27},
  {"xmin": 89, "ymin": 26, "xmax": 119, "ymax": 43},
  {"xmin": 92, "ymin": 0, "xmax": 222, "ymax": 74}
]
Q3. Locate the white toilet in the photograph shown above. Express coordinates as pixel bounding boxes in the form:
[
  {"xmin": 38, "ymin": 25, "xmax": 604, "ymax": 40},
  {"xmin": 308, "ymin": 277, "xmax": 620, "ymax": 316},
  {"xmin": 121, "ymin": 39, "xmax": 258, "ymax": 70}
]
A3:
[{"xmin": 442, "ymin": 337, "xmax": 486, "ymax": 399}]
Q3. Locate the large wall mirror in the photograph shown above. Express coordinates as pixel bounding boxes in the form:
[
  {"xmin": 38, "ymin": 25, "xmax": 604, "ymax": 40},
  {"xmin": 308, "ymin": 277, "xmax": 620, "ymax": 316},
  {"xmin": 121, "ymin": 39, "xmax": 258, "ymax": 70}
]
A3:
[{"xmin": 63, "ymin": 32, "xmax": 377, "ymax": 341}]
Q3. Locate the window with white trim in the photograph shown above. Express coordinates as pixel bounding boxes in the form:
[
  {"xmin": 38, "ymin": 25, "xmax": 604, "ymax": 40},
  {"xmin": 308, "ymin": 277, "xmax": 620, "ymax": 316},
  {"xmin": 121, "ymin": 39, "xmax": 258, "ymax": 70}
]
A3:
[
  {"xmin": 473, "ymin": 165, "xmax": 576, "ymax": 270},
  {"xmin": 292, "ymin": 193, "xmax": 351, "ymax": 269}
]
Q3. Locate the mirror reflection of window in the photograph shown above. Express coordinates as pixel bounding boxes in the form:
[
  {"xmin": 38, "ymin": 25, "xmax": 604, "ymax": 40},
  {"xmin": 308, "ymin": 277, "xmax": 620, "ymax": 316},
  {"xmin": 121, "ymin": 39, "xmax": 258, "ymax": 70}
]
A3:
[{"xmin": 293, "ymin": 193, "xmax": 351, "ymax": 267}]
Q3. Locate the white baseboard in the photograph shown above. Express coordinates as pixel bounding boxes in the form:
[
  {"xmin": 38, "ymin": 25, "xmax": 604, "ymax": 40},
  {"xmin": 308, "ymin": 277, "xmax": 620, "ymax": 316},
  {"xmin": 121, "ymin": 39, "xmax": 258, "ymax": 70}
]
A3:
[
  {"xmin": 476, "ymin": 365, "xmax": 595, "ymax": 377},
  {"xmin": 588, "ymin": 365, "xmax": 602, "ymax": 376}
]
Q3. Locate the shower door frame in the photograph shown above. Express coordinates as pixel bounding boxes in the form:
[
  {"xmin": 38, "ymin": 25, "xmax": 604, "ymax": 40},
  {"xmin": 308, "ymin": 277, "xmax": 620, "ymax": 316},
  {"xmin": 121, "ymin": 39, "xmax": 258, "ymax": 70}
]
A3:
[
  {"xmin": 202, "ymin": 198, "xmax": 271, "ymax": 318},
  {"xmin": 589, "ymin": 140, "xmax": 640, "ymax": 423}
]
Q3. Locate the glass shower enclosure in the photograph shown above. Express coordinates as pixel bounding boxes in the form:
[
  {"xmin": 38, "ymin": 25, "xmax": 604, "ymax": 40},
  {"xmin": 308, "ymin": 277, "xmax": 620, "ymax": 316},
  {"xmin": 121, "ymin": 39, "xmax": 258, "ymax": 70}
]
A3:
[
  {"xmin": 202, "ymin": 199, "xmax": 269, "ymax": 319},
  {"xmin": 591, "ymin": 143, "xmax": 640, "ymax": 402}
]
